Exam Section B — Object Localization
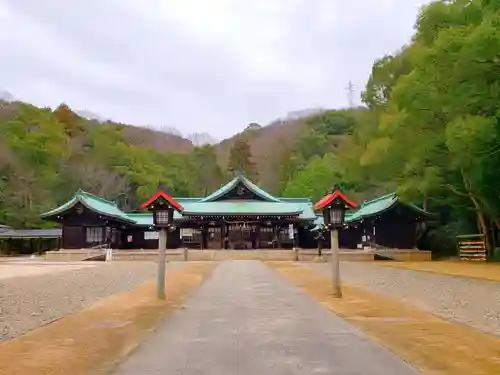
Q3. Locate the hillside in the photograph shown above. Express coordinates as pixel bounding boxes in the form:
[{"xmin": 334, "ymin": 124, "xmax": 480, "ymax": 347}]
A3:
[
  {"xmin": 215, "ymin": 118, "xmax": 307, "ymax": 193},
  {"xmin": 0, "ymin": 96, "xmax": 365, "ymax": 228},
  {"xmin": 0, "ymin": 94, "xmax": 346, "ymax": 196},
  {"xmin": 214, "ymin": 108, "xmax": 368, "ymax": 194},
  {"xmin": 0, "ymin": 100, "xmax": 201, "ymax": 228},
  {"xmin": 119, "ymin": 124, "xmax": 193, "ymax": 154}
]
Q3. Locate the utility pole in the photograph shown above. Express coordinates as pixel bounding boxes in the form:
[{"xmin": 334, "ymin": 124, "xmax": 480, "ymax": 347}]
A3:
[{"xmin": 346, "ymin": 81, "xmax": 355, "ymax": 108}]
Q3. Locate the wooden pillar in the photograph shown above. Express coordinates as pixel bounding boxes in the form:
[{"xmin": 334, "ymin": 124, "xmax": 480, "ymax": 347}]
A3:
[
  {"xmin": 295, "ymin": 226, "xmax": 300, "ymax": 249},
  {"xmin": 273, "ymin": 224, "xmax": 278, "ymax": 249},
  {"xmin": 200, "ymin": 226, "xmax": 205, "ymax": 250},
  {"xmin": 37, "ymin": 237, "xmax": 42, "ymax": 255},
  {"xmin": 256, "ymin": 224, "xmax": 261, "ymax": 250},
  {"xmin": 318, "ymin": 233, "xmax": 323, "ymax": 256},
  {"xmin": 362, "ymin": 225, "xmax": 368, "ymax": 249},
  {"xmin": 371, "ymin": 222, "xmax": 376, "ymax": 248},
  {"xmin": 222, "ymin": 224, "xmax": 227, "ymax": 250},
  {"xmin": 221, "ymin": 224, "xmax": 226, "ymax": 249},
  {"xmin": 225, "ymin": 224, "xmax": 228, "ymax": 250},
  {"xmin": 276, "ymin": 225, "xmax": 282, "ymax": 249}
]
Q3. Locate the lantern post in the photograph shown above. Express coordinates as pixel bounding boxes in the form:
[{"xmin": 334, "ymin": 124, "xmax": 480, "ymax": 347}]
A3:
[
  {"xmin": 313, "ymin": 185, "xmax": 357, "ymax": 298},
  {"xmin": 141, "ymin": 191, "xmax": 183, "ymax": 300}
]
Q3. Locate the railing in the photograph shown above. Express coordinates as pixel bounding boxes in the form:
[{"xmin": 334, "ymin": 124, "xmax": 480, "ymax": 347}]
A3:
[{"xmin": 91, "ymin": 243, "xmax": 108, "ymax": 249}]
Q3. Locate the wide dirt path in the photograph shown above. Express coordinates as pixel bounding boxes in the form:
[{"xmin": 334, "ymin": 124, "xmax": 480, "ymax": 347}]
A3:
[{"xmin": 112, "ymin": 260, "xmax": 419, "ymax": 375}]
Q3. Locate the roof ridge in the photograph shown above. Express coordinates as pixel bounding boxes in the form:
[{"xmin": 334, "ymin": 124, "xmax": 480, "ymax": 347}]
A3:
[
  {"xmin": 361, "ymin": 192, "xmax": 396, "ymax": 207},
  {"xmin": 279, "ymin": 197, "xmax": 312, "ymax": 202},
  {"xmin": 76, "ymin": 190, "xmax": 118, "ymax": 206},
  {"xmin": 200, "ymin": 173, "xmax": 280, "ymax": 202},
  {"xmin": 238, "ymin": 175, "xmax": 280, "ymax": 202}
]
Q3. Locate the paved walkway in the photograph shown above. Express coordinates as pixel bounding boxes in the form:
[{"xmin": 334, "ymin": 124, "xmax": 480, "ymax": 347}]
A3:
[{"xmin": 112, "ymin": 261, "xmax": 420, "ymax": 375}]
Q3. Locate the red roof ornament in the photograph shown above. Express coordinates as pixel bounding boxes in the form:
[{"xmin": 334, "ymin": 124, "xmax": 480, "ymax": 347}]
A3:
[
  {"xmin": 313, "ymin": 189, "xmax": 357, "ymax": 211},
  {"xmin": 140, "ymin": 191, "xmax": 183, "ymax": 211}
]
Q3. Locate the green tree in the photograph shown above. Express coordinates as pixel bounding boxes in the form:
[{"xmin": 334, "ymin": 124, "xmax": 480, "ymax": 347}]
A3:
[
  {"xmin": 354, "ymin": 0, "xmax": 500, "ymax": 250},
  {"xmin": 189, "ymin": 145, "xmax": 224, "ymax": 195},
  {"xmin": 282, "ymin": 153, "xmax": 343, "ymax": 202},
  {"xmin": 227, "ymin": 138, "xmax": 258, "ymax": 180},
  {"xmin": 0, "ymin": 101, "xmax": 210, "ymax": 228}
]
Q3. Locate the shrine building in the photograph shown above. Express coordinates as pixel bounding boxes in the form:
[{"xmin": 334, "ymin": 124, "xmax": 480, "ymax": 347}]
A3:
[{"xmin": 41, "ymin": 173, "xmax": 432, "ymax": 250}]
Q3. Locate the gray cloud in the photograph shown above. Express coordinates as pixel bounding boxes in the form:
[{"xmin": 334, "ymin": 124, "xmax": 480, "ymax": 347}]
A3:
[{"xmin": 0, "ymin": 0, "xmax": 430, "ymax": 139}]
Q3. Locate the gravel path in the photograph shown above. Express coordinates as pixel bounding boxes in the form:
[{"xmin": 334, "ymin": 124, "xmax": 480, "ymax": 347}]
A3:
[
  {"xmin": 0, "ymin": 261, "xmax": 183, "ymax": 341},
  {"xmin": 306, "ymin": 262, "xmax": 500, "ymax": 336}
]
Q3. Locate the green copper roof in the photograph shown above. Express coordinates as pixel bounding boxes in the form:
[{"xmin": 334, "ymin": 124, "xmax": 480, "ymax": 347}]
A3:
[
  {"xmin": 40, "ymin": 176, "xmax": 319, "ymax": 225},
  {"xmin": 200, "ymin": 173, "xmax": 280, "ymax": 202},
  {"xmin": 41, "ymin": 190, "xmax": 135, "ymax": 223},
  {"xmin": 312, "ymin": 193, "xmax": 431, "ymax": 229},
  {"xmin": 346, "ymin": 193, "xmax": 398, "ymax": 222},
  {"xmin": 347, "ymin": 193, "xmax": 431, "ymax": 222},
  {"xmin": 181, "ymin": 201, "xmax": 303, "ymax": 216},
  {"xmin": 42, "ymin": 188, "xmax": 429, "ymax": 228},
  {"xmin": 125, "ymin": 213, "xmax": 153, "ymax": 226},
  {"xmin": 126, "ymin": 211, "xmax": 184, "ymax": 226},
  {"xmin": 124, "ymin": 201, "xmax": 316, "ymax": 225}
]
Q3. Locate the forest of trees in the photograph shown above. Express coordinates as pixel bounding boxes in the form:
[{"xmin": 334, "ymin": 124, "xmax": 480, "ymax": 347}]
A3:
[
  {"xmin": 0, "ymin": 102, "xmax": 225, "ymax": 228},
  {"xmin": 1, "ymin": 0, "xmax": 499, "ymax": 256},
  {"xmin": 281, "ymin": 0, "xmax": 500, "ymax": 254}
]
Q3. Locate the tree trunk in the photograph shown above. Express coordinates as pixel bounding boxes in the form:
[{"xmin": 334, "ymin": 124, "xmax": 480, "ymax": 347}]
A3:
[{"xmin": 461, "ymin": 170, "xmax": 490, "ymax": 250}]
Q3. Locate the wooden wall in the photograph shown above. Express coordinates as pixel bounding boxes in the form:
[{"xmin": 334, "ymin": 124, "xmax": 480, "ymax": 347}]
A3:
[
  {"xmin": 121, "ymin": 227, "xmax": 182, "ymax": 249},
  {"xmin": 373, "ymin": 206, "xmax": 420, "ymax": 249},
  {"xmin": 61, "ymin": 210, "xmax": 128, "ymax": 249},
  {"xmin": 56, "ymin": 203, "xmax": 424, "ymax": 251}
]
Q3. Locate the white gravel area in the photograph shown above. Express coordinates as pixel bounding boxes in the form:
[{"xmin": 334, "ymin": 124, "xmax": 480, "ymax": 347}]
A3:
[
  {"xmin": 0, "ymin": 262, "xmax": 96, "ymax": 280},
  {"xmin": 0, "ymin": 261, "xmax": 183, "ymax": 341},
  {"xmin": 306, "ymin": 262, "xmax": 500, "ymax": 336}
]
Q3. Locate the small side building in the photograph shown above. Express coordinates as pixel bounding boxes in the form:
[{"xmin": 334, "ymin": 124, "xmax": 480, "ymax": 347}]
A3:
[
  {"xmin": 0, "ymin": 226, "xmax": 62, "ymax": 255},
  {"xmin": 313, "ymin": 193, "xmax": 432, "ymax": 250}
]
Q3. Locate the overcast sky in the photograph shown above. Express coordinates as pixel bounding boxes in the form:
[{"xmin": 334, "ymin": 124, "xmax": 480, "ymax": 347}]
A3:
[{"xmin": 0, "ymin": 0, "xmax": 430, "ymax": 139}]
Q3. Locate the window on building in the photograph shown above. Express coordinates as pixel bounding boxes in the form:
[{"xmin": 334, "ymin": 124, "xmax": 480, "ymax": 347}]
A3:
[
  {"xmin": 144, "ymin": 231, "xmax": 159, "ymax": 240},
  {"xmin": 86, "ymin": 227, "xmax": 103, "ymax": 243},
  {"xmin": 181, "ymin": 228, "xmax": 194, "ymax": 237}
]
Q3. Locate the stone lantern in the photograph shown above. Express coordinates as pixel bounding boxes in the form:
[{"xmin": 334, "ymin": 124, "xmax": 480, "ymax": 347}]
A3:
[
  {"xmin": 141, "ymin": 191, "xmax": 183, "ymax": 299},
  {"xmin": 314, "ymin": 185, "xmax": 357, "ymax": 297}
]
